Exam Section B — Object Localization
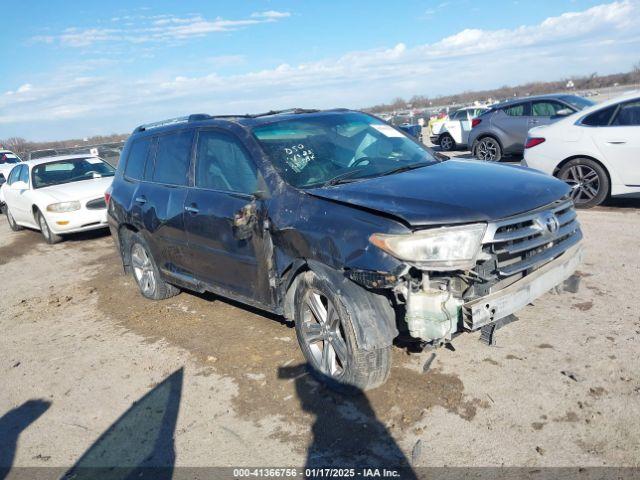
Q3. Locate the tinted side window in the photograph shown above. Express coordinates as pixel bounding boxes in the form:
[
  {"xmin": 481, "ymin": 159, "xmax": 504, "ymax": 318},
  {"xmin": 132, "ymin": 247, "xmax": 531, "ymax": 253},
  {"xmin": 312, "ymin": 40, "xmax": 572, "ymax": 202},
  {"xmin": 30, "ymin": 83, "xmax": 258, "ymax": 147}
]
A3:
[
  {"xmin": 195, "ymin": 130, "xmax": 257, "ymax": 194},
  {"xmin": 152, "ymin": 130, "xmax": 193, "ymax": 186},
  {"xmin": 582, "ymin": 105, "xmax": 617, "ymax": 126},
  {"xmin": 531, "ymin": 100, "xmax": 568, "ymax": 117},
  {"xmin": 124, "ymin": 137, "xmax": 151, "ymax": 180},
  {"xmin": 611, "ymin": 100, "xmax": 640, "ymax": 126},
  {"xmin": 503, "ymin": 104, "xmax": 525, "ymax": 116}
]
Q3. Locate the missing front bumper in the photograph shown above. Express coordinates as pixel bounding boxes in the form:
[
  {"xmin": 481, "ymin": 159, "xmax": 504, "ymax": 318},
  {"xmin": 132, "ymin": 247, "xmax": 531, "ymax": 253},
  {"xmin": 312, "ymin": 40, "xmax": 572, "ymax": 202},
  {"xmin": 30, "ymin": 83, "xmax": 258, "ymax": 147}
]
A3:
[{"xmin": 463, "ymin": 243, "xmax": 584, "ymax": 330}]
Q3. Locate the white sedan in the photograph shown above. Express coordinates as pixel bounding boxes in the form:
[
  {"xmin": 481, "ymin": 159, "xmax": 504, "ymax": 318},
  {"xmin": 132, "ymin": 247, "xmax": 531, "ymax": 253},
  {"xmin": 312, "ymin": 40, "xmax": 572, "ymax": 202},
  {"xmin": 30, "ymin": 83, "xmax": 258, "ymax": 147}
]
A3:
[
  {"xmin": 1, "ymin": 154, "xmax": 115, "ymax": 243},
  {"xmin": 523, "ymin": 91, "xmax": 640, "ymax": 208}
]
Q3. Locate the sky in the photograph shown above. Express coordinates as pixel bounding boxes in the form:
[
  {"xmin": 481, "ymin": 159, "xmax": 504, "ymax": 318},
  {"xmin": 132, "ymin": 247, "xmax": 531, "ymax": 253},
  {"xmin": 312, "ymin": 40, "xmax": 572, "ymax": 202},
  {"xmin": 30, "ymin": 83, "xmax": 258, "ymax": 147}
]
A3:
[{"xmin": 1, "ymin": 0, "xmax": 639, "ymax": 141}]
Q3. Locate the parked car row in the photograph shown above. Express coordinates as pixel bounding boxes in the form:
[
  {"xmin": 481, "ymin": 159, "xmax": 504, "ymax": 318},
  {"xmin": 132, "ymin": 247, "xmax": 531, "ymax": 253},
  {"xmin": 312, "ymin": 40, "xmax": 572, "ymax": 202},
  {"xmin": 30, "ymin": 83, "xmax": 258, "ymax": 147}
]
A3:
[{"xmin": 429, "ymin": 91, "xmax": 640, "ymax": 208}]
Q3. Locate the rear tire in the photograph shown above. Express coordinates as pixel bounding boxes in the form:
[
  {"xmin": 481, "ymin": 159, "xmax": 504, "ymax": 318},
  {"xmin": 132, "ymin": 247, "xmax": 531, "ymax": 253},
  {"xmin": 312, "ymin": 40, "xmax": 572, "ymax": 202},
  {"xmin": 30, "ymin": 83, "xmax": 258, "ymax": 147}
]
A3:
[
  {"xmin": 130, "ymin": 233, "xmax": 180, "ymax": 300},
  {"xmin": 475, "ymin": 136, "xmax": 502, "ymax": 162},
  {"xmin": 36, "ymin": 210, "xmax": 62, "ymax": 244},
  {"xmin": 557, "ymin": 158, "xmax": 609, "ymax": 208},
  {"xmin": 6, "ymin": 208, "xmax": 23, "ymax": 231},
  {"xmin": 294, "ymin": 270, "xmax": 391, "ymax": 392},
  {"xmin": 439, "ymin": 133, "xmax": 455, "ymax": 152}
]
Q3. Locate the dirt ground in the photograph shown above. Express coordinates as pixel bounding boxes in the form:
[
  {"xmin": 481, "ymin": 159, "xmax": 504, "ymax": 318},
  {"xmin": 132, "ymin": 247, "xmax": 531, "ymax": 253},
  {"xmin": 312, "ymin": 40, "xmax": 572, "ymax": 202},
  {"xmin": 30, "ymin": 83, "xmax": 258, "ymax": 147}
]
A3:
[{"xmin": 1, "ymin": 196, "xmax": 639, "ymax": 473}]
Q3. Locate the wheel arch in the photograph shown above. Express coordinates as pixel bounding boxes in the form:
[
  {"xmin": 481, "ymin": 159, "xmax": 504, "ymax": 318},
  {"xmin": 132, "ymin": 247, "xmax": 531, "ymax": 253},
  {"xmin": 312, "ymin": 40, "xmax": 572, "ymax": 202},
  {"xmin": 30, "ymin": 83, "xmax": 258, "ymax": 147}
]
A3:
[
  {"xmin": 117, "ymin": 223, "xmax": 139, "ymax": 273},
  {"xmin": 553, "ymin": 155, "xmax": 612, "ymax": 197},
  {"xmin": 290, "ymin": 260, "xmax": 398, "ymax": 351}
]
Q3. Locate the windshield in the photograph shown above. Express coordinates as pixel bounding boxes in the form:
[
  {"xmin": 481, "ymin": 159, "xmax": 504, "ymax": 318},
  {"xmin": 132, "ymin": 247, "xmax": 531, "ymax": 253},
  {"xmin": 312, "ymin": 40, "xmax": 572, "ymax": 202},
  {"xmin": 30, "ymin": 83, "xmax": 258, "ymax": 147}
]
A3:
[
  {"xmin": 32, "ymin": 157, "xmax": 115, "ymax": 189},
  {"xmin": 252, "ymin": 112, "xmax": 437, "ymax": 188},
  {"xmin": 0, "ymin": 154, "xmax": 19, "ymax": 164},
  {"xmin": 560, "ymin": 95, "xmax": 595, "ymax": 110}
]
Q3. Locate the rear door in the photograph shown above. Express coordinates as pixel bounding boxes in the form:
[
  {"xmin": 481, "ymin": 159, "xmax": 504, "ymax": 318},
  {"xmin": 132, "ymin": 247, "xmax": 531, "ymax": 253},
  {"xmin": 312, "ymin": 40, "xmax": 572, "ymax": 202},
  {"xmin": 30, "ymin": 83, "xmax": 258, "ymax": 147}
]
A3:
[
  {"xmin": 141, "ymin": 129, "xmax": 194, "ymax": 276},
  {"xmin": 5, "ymin": 165, "xmax": 32, "ymax": 224},
  {"xmin": 491, "ymin": 102, "xmax": 531, "ymax": 152},
  {"xmin": 592, "ymin": 98, "xmax": 640, "ymax": 185},
  {"xmin": 184, "ymin": 128, "xmax": 272, "ymax": 305}
]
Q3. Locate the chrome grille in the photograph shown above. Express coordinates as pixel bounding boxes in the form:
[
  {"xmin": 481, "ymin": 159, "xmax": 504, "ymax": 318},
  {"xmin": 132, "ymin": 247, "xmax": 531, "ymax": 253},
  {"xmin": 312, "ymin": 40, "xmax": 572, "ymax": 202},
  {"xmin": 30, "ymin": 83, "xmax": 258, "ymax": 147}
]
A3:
[
  {"xmin": 86, "ymin": 197, "xmax": 107, "ymax": 210},
  {"xmin": 482, "ymin": 199, "xmax": 582, "ymax": 277}
]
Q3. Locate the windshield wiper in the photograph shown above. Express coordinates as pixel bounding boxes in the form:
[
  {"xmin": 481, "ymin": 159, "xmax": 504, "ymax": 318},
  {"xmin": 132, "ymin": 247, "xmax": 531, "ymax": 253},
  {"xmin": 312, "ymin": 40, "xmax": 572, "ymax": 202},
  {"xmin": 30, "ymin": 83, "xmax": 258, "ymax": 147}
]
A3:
[
  {"xmin": 380, "ymin": 162, "xmax": 430, "ymax": 177},
  {"xmin": 323, "ymin": 168, "xmax": 368, "ymax": 187}
]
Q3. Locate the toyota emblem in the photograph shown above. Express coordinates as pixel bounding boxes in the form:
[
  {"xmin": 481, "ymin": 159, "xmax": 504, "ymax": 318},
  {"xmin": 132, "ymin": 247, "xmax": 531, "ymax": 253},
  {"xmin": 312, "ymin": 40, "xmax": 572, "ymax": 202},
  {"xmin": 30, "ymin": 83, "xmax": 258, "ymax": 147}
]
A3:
[{"xmin": 538, "ymin": 212, "xmax": 560, "ymax": 235}]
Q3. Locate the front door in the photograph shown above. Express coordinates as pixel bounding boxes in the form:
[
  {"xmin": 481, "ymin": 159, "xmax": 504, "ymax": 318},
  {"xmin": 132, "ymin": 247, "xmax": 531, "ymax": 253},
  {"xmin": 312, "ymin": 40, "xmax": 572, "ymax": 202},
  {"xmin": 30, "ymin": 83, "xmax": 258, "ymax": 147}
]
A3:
[
  {"xmin": 4, "ymin": 165, "xmax": 33, "ymax": 225},
  {"xmin": 593, "ymin": 99, "xmax": 640, "ymax": 185},
  {"xmin": 184, "ymin": 128, "xmax": 272, "ymax": 305}
]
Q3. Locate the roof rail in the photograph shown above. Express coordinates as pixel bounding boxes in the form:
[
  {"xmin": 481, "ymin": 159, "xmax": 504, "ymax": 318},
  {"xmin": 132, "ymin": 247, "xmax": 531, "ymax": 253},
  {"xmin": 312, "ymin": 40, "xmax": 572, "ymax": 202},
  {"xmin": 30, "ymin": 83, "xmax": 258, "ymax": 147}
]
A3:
[
  {"xmin": 134, "ymin": 116, "xmax": 189, "ymax": 132},
  {"xmin": 134, "ymin": 108, "xmax": 322, "ymax": 132}
]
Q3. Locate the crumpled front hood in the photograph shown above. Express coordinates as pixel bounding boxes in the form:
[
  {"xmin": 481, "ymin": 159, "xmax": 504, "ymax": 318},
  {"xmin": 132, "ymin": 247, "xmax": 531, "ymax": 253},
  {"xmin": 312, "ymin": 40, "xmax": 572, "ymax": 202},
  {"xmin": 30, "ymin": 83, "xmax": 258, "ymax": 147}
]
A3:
[{"xmin": 307, "ymin": 160, "xmax": 570, "ymax": 227}]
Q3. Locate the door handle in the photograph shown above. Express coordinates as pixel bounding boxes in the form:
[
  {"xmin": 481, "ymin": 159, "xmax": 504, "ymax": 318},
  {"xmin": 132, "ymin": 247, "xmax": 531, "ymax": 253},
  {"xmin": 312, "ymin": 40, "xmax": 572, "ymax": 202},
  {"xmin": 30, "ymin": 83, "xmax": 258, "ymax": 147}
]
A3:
[
  {"xmin": 185, "ymin": 204, "xmax": 199, "ymax": 214},
  {"xmin": 135, "ymin": 196, "xmax": 147, "ymax": 204},
  {"xmin": 606, "ymin": 140, "xmax": 626, "ymax": 145}
]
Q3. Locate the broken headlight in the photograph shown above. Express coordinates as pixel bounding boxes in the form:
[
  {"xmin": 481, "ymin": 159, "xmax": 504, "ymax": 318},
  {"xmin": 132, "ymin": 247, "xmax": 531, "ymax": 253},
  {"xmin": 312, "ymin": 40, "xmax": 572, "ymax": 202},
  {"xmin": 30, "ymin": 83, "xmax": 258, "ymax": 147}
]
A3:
[{"xmin": 369, "ymin": 223, "xmax": 486, "ymax": 271}]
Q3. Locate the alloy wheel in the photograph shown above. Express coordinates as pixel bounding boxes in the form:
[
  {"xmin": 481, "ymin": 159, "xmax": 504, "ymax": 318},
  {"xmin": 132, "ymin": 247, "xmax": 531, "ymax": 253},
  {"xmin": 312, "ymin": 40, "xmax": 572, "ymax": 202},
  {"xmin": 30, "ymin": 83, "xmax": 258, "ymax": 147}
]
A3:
[
  {"xmin": 299, "ymin": 290, "xmax": 348, "ymax": 378},
  {"xmin": 440, "ymin": 136, "xmax": 454, "ymax": 151},
  {"xmin": 477, "ymin": 138, "xmax": 499, "ymax": 161},
  {"xmin": 560, "ymin": 164, "xmax": 600, "ymax": 204},
  {"xmin": 131, "ymin": 243, "xmax": 157, "ymax": 296}
]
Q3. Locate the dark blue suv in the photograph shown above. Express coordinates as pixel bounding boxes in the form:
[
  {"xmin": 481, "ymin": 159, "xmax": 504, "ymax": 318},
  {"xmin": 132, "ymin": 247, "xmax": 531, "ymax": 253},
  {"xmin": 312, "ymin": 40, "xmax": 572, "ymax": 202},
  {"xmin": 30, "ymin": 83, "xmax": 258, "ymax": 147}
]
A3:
[{"xmin": 107, "ymin": 108, "xmax": 583, "ymax": 390}]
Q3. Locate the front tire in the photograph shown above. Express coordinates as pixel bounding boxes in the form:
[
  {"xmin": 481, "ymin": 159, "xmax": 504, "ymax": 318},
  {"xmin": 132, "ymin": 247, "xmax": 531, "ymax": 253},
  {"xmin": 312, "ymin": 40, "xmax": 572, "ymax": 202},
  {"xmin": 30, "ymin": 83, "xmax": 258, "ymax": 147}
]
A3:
[
  {"xmin": 6, "ymin": 208, "xmax": 23, "ymax": 231},
  {"xmin": 475, "ymin": 137, "xmax": 502, "ymax": 162},
  {"xmin": 130, "ymin": 233, "xmax": 180, "ymax": 300},
  {"xmin": 294, "ymin": 271, "xmax": 391, "ymax": 392},
  {"xmin": 557, "ymin": 158, "xmax": 609, "ymax": 208},
  {"xmin": 439, "ymin": 133, "xmax": 455, "ymax": 152},
  {"xmin": 36, "ymin": 210, "xmax": 62, "ymax": 244}
]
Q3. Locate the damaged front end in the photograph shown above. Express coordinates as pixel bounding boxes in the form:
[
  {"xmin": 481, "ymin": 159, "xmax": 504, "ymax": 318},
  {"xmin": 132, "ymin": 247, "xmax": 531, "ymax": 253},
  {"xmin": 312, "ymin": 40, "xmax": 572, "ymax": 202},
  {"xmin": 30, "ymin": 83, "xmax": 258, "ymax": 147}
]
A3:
[{"xmin": 365, "ymin": 199, "xmax": 583, "ymax": 345}]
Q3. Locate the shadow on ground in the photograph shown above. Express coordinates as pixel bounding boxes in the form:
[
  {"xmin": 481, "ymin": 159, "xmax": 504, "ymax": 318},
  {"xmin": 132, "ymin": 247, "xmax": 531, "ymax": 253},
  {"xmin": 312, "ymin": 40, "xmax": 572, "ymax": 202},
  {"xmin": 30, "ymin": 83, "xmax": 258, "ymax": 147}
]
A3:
[
  {"xmin": 279, "ymin": 364, "xmax": 417, "ymax": 477},
  {"xmin": 63, "ymin": 368, "xmax": 183, "ymax": 480},
  {"xmin": 0, "ymin": 399, "xmax": 51, "ymax": 480}
]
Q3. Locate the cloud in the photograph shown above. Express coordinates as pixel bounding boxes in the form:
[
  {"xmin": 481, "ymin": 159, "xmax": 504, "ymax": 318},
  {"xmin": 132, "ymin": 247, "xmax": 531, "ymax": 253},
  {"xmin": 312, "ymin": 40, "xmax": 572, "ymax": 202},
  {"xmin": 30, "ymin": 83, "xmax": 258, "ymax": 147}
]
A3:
[
  {"xmin": 251, "ymin": 10, "xmax": 291, "ymax": 20},
  {"xmin": 33, "ymin": 10, "xmax": 292, "ymax": 47},
  {"xmin": 5, "ymin": 1, "xmax": 640, "ymax": 139}
]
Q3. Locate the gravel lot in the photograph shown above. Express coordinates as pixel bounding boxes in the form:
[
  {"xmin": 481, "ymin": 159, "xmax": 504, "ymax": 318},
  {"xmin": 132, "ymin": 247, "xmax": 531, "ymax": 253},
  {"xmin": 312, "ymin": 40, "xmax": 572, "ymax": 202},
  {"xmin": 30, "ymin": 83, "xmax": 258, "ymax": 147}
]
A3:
[{"xmin": 1, "ymin": 191, "xmax": 639, "ymax": 473}]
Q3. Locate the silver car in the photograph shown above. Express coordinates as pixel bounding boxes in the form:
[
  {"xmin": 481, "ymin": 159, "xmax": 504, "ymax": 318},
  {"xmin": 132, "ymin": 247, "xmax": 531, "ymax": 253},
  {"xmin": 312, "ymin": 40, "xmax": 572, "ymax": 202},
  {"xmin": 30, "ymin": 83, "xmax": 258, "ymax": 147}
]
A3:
[{"xmin": 468, "ymin": 94, "xmax": 594, "ymax": 161}]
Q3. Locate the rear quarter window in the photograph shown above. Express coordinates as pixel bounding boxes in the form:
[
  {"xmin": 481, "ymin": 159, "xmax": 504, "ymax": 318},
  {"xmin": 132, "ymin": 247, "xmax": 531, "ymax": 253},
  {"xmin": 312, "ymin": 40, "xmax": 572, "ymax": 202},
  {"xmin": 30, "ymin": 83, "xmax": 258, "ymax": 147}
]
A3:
[{"xmin": 124, "ymin": 137, "xmax": 152, "ymax": 180}]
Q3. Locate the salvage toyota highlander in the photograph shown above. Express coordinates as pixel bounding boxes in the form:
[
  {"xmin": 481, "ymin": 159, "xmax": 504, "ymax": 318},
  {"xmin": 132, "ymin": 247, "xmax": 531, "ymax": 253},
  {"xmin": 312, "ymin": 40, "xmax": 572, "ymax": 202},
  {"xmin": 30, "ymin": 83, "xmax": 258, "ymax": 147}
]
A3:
[{"xmin": 107, "ymin": 109, "xmax": 583, "ymax": 391}]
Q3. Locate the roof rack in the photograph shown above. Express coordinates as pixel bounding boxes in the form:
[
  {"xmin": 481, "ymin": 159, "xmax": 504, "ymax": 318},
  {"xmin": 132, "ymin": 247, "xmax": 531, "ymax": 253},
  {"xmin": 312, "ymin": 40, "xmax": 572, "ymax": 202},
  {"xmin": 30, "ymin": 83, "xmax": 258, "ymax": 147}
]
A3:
[{"xmin": 134, "ymin": 108, "xmax": 323, "ymax": 132}]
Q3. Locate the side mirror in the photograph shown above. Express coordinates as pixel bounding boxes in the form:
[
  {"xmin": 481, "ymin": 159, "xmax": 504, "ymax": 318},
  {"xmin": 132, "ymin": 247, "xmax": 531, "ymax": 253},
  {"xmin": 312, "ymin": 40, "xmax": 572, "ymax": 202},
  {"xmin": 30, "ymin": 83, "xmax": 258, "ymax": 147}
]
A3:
[
  {"xmin": 12, "ymin": 180, "xmax": 28, "ymax": 190},
  {"xmin": 555, "ymin": 108, "xmax": 573, "ymax": 117},
  {"xmin": 0, "ymin": 175, "xmax": 5, "ymax": 186}
]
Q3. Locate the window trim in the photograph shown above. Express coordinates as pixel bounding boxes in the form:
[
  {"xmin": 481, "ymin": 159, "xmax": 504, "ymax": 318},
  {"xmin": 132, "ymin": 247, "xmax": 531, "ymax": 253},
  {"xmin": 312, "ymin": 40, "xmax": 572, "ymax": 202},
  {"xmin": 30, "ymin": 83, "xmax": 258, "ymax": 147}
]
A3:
[{"xmin": 191, "ymin": 127, "xmax": 260, "ymax": 197}]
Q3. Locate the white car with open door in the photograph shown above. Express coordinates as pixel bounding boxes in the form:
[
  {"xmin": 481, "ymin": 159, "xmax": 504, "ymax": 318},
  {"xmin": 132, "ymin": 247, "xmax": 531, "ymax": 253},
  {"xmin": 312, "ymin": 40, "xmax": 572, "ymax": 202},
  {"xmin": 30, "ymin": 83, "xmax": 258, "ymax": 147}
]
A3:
[
  {"xmin": 1, "ymin": 154, "xmax": 115, "ymax": 243},
  {"xmin": 430, "ymin": 106, "xmax": 489, "ymax": 152},
  {"xmin": 0, "ymin": 150, "xmax": 22, "ymax": 202},
  {"xmin": 523, "ymin": 91, "xmax": 640, "ymax": 208}
]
